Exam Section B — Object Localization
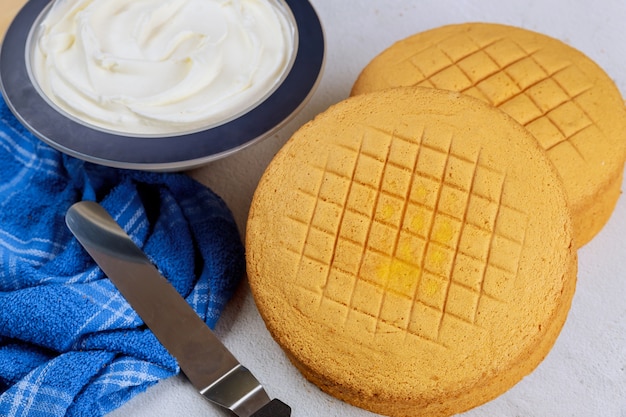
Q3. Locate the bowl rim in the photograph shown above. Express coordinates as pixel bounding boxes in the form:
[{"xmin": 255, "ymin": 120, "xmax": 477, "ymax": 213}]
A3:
[{"xmin": 0, "ymin": 0, "xmax": 326, "ymax": 171}]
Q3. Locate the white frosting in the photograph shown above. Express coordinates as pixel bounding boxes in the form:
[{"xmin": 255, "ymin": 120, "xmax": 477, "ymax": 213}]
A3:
[{"xmin": 30, "ymin": 0, "xmax": 294, "ymax": 135}]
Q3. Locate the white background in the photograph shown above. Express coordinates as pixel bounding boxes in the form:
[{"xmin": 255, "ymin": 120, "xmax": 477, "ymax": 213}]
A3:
[{"xmin": 103, "ymin": 0, "xmax": 626, "ymax": 416}]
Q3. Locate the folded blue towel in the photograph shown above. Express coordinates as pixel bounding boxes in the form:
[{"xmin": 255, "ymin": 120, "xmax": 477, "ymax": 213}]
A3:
[{"xmin": 0, "ymin": 96, "xmax": 245, "ymax": 416}]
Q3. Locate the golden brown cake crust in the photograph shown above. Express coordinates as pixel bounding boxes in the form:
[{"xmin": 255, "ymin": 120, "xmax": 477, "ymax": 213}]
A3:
[
  {"xmin": 351, "ymin": 22, "xmax": 626, "ymax": 247},
  {"xmin": 247, "ymin": 88, "xmax": 577, "ymax": 417}
]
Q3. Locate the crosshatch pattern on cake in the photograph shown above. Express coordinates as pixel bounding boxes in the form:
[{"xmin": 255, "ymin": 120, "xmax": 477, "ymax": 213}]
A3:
[
  {"xmin": 285, "ymin": 123, "xmax": 529, "ymax": 347},
  {"xmin": 384, "ymin": 30, "xmax": 598, "ymax": 164}
]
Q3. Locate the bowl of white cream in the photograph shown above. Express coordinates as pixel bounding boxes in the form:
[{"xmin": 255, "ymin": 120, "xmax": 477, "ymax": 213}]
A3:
[{"xmin": 0, "ymin": 0, "xmax": 324, "ymax": 170}]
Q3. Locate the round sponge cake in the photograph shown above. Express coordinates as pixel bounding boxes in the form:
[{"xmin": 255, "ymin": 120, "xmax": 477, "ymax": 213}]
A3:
[
  {"xmin": 247, "ymin": 88, "xmax": 577, "ymax": 417},
  {"xmin": 352, "ymin": 22, "xmax": 626, "ymax": 247}
]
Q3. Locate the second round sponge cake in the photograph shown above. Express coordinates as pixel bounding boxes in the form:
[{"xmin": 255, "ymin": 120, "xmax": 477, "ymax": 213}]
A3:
[
  {"xmin": 352, "ymin": 23, "xmax": 626, "ymax": 247},
  {"xmin": 247, "ymin": 88, "xmax": 577, "ymax": 417}
]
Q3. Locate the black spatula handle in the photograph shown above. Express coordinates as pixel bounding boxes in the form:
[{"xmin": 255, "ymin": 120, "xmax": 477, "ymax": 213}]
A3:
[{"xmin": 250, "ymin": 399, "xmax": 291, "ymax": 417}]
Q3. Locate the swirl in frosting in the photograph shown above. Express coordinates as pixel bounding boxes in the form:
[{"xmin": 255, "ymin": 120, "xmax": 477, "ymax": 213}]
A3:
[{"xmin": 31, "ymin": 0, "xmax": 295, "ymax": 135}]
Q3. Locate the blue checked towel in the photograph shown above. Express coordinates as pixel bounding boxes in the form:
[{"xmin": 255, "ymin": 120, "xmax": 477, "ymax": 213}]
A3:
[{"xmin": 0, "ymin": 96, "xmax": 245, "ymax": 416}]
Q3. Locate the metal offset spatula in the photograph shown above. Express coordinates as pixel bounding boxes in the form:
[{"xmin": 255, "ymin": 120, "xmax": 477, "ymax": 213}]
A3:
[{"xmin": 65, "ymin": 201, "xmax": 291, "ymax": 417}]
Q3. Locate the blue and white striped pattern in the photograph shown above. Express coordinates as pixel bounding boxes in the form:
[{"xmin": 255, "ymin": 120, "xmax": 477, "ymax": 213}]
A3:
[{"xmin": 0, "ymin": 97, "xmax": 245, "ymax": 416}]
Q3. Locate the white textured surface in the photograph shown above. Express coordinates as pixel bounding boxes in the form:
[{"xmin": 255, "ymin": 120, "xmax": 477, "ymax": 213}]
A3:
[{"xmin": 109, "ymin": 1, "xmax": 626, "ymax": 416}]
